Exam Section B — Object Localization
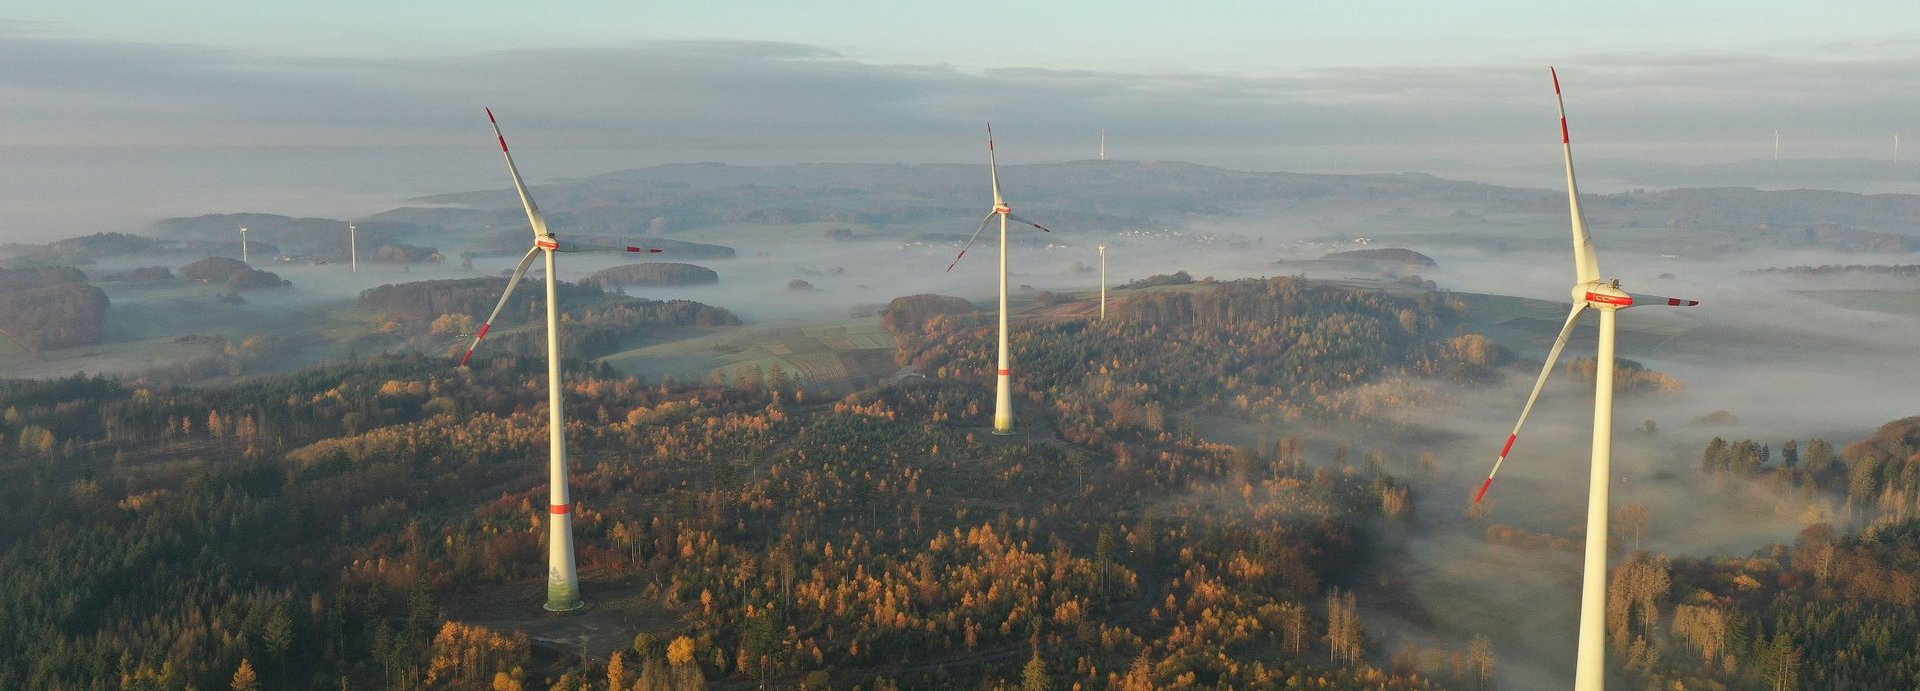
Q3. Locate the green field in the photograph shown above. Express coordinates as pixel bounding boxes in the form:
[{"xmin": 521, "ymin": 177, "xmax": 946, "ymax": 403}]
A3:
[
  {"xmin": 599, "ymin": 318, "xmax": 900, "ymax": 393},
  {"xmin": 1793, "ymin": 288, "xmax": 1920, "ymax": 317}
]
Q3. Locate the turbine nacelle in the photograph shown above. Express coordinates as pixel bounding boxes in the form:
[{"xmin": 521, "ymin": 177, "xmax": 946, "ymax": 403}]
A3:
[
  {"xmin": 1574, "ymin": 281, "xmax": 1699, "ymax": 310},
  {"xmin": 1577, "ymin": 281, "xmax": 1630, "ymax": 309}
]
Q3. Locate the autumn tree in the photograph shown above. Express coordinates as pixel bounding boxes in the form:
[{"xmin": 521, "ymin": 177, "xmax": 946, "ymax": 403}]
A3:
[
  {"xmin": 1021, "ymin": 648, "xmax": 1052, "ymax": 691},
  {"xmin": 607, "ymin": 651, "xmax": 627, "ymax": 691},
  {"xmin": 1616, "ymin": 501, "xmax": 1650, "ymax": 552},
  {"xmin": 1467, "ymin": 635, "xmax": 1495, "ymax": 689},
  {"xmin": 231, "ymin": 659, "xmax": 259, "ymax": 691}
]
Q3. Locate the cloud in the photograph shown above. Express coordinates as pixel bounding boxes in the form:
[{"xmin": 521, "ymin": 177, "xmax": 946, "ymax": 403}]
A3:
[{"xmin": 5, "ymin": 30, "xmax": 1920, "ymax": 161}]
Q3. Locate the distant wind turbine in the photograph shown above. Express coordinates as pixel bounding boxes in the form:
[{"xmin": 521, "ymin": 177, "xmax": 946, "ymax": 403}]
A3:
[
  {"xmin": 1472, "ymin": 68, "xmax": 1699, "ymax": 691},
  {"xmin": 349, "ymin": 223, "xmax": 358, "ymax": 273},
  {"xmin": 240, "ymin": 227, "xmax": 249, "ymax": 264},
  {"xmin": 1099, "ymin": 129, "xmax": 1107, "ymax": 161},
  {"xmin": 462, "ymin": 108, "xmax": 664, "ymax": 612},
  {"xmin": 945, "ymin": 124, "xmax": 1054, "ymax": 435},
  {"xmin": 1097, "ymin": 241, "xmax": 1108, "ymax": 321},
  {"xmin": 1774, "ymin": 129, "xmax": 1780, "ymax": 161},
  {"xmin": 1895, "ymin": 133, "xmax": 1901, "ymax": 163}
]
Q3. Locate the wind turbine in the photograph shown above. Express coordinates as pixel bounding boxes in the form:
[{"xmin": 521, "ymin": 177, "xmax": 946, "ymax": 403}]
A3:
[
  {"xmin": 240, "ymin": 227, "xmax": 249, "ymax": 264},
  {"xmin": 1099, "ymin": 129, "xmax": 1107, "ymax": 161},
  {"xmin": 945, "ymin": 124, "xmax": 1054, "ymax": 435},
  {"xmin": 461, "ymin": 108, "xmax": 663, "ymax": 612},
  {"xmin": 1097, "ymin": 241, "xmax": 1107, "ymax": 321},
  {"xmin": 1471, "ymin": 68, "xmax": 1699, "ymax": 691},
  {"xmin": 349, "ymin": 223, "xmax": 358, "ymax": 273}
]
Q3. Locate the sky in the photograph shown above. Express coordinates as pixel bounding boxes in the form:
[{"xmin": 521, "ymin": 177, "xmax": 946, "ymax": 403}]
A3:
[{"xmin": 6, "ymin": 2, "xmax": 1920, "ymax": 239}]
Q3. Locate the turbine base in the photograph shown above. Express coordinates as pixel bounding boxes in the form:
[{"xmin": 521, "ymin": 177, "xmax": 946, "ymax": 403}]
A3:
[
  {"xmin": 993, "ymin": 417, "xmax": 1015, "ymax": 436},
  {"xmin": 545, "ymin": 583, "xmax": 583, "ymax": 612}
]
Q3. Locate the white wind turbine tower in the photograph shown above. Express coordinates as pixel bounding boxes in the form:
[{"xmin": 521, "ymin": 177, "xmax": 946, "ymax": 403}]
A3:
[
  {"xmin": 240, "ymin": 227, "xmax": 249, "ymax": 264},
  {"xmin": 946, "ymin": 124, "xmax": 1054, "ymax": 435},
  {"xmin": 1472, "ymin": 68, "xmax": 1699, "ymax": 691},
  {"xmin": 462, "ymin": 108, "xmax": 664, "ymax": 612},
  {"xmin": 1099, "ymin": 129, "xmax": 1106, "ymax": 161},
  {"xmin": 1895, "ymin": 133, "xmax": 1901, "ymax": 163},
  {"xmin": 1097, "ymin": 241, "xmax": 1107, "ymax": 321},
  {"xmin": 349, "ymin": 223, "xmax": 358, "ymax": 273},
  {"xmin": 1774, "ymin": 129, "xmax": 1781, "ymax": 161}
]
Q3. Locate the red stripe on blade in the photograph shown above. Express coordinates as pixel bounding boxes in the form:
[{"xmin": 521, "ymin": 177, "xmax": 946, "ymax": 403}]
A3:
[
  {"xmin": 1561, "ymin": 119, "xmax": 1570, "ymax": 144},
  {"xmin": 1500, "ymin": 434, "xmax": 1517, "ymax": 457},
  {"xmin": 459, "ymin": 350, "xmax": 475, "ymax": 366},
  {"xmin": 1475, "ymin": 477, "xmax": 1495, "ymax": 503},
  {"xmin": 1550, "ymin": 67, "xmax": 1561, "ymax": 94},
  {"xmin": 475, "ymin": 324, "xmax": 490, "ymax": 338}
]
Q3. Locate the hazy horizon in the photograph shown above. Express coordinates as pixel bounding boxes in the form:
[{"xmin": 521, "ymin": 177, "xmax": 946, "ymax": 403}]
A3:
[{"xmin": 10, "ymin": 6, "xmax": 1920, "ymax": 243}]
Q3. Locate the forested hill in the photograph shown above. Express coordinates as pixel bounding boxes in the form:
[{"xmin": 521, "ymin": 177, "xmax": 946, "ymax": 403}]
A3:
[
  {"xmin": 891, "ymin": 275, "xmax": 1498, "ymax": 427},
  {"xmin": 0, "ymin": 277, "xmax": 1488, "ymax": 688},
  {"xmin": 415, "ymin": 161, "xmax": 1530, "ymax": 235},
  {"xmin": 1594, "ymin": 416, "xmax": 1920, "ymax": 690},
  {"xmin": 384, "ymin": 160, "xmax": 1920, "ymax": 256},
  {"xmin": 0, "ymin": 266, "xmax": 109, "ymax": 351}
]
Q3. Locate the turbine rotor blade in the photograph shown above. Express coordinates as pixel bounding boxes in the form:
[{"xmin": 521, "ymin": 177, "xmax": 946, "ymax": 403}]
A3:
[
  {"xmin": 555, "ymin": 241, "xmax": 665, "ymax": 254},
  {"xmin": 1627, "ymin": 292, "xmax": 1699, "ymax": 307},
  {"xmin": 1476, "ymin": 303, "xmax": 1589, "ymax": 502},
  {"xmin": 1006, "ymin": 213, "xmax": 1052, "ymax": 233},
  {"xmin": 486, "ymin": 108, "xmax": 553, "ymax": 239},
  {"xmin": 987, "ymin": 123, "xmax": 1004, "ymax": 207},
  {"xmin": 945, "ymin": 211, "xmax": 998, "ymax": 272},
  {"xmin": 1551, "ymin": 68, "xmax": 1603, "ymax": 285},
  {"xmin": 460, "ymin": 247, "xmax": 542, "ymax": 366}
]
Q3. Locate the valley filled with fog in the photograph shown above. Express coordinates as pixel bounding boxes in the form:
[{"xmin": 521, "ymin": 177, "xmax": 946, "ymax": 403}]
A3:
[{"xmin": 4, "ymin": 150, "xmax": 1918, "ymax": 689}]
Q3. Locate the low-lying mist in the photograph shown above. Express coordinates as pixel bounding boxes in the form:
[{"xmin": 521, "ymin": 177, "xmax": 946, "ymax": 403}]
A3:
[{"xmin": 7, "ymin": 150, "xmax": 1919, "ymax": 686}]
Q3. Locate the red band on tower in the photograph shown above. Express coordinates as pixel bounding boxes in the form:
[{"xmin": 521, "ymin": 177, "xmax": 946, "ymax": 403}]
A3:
[
  {"xmin": 550, "ymin": 504, "xmax": 571, "ymax": 515},
  {"xmin": 998, "ymin": 369, "xmax": 1011, "ymax": 376}
]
